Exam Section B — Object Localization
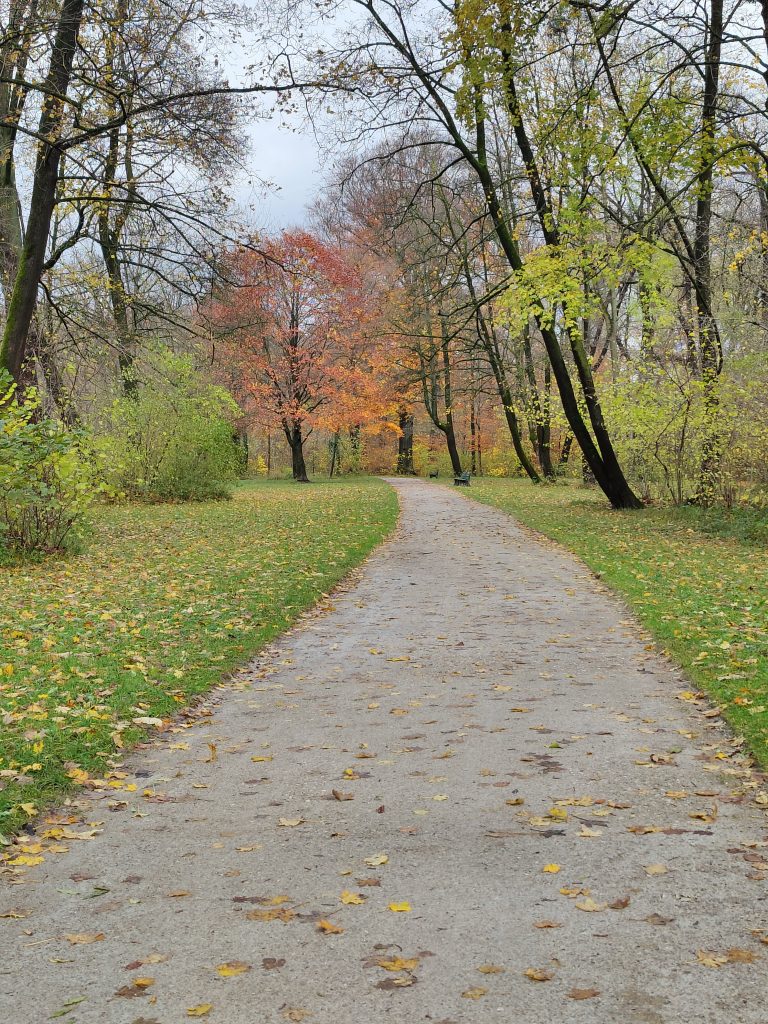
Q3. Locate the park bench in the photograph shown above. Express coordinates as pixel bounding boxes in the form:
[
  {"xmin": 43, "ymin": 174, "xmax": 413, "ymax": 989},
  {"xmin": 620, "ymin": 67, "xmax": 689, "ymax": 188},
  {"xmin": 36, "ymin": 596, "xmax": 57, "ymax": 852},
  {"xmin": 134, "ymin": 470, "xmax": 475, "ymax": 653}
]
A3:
[
  {"xmin": 454, "ymin": 471, "xmax": 471, "ymax": 486},
  {"xmin": 428, "ymin": 469, "xmax": 439, "ymax": 479}
]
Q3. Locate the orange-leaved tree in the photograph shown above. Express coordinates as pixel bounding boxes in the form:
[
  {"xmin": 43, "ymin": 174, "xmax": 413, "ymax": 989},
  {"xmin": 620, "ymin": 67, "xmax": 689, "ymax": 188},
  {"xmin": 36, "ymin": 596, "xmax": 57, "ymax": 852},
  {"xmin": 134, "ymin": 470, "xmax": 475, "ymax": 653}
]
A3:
[{"xmin": 212, "ymin": 230, "xmax": 390, "ymax": 480}]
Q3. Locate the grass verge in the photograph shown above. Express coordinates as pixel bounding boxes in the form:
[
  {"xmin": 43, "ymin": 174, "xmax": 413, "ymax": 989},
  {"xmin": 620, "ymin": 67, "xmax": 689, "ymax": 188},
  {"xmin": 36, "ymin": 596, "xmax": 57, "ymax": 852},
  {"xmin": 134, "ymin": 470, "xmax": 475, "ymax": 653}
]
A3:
[
  {"xmin": 462, "ymin": 478, "xmax": 768, "ymax": 768},
  {"xmin": 0, "ymin": 478, "xmax": 398, "ymax": 835}
]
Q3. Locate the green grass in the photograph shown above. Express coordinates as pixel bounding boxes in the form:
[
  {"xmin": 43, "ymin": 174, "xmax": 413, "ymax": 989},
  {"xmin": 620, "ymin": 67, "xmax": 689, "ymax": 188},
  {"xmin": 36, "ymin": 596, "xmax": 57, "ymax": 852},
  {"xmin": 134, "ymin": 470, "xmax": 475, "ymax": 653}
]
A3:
[
  {"xmin": 461, "ymin": 478, "xmax": 768, "ymax": 767},
  {"xmin": 0, "ymin": 478, "xmax": 398, "ymax": 835}
]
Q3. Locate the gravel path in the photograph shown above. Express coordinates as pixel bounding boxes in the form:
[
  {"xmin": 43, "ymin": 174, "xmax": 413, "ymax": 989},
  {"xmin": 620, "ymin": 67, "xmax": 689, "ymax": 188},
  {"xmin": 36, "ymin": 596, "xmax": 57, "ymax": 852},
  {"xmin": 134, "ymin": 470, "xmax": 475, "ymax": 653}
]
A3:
[{"xmin": 2, "ymin": 478, "xmax": 766, "ymax": 1024}]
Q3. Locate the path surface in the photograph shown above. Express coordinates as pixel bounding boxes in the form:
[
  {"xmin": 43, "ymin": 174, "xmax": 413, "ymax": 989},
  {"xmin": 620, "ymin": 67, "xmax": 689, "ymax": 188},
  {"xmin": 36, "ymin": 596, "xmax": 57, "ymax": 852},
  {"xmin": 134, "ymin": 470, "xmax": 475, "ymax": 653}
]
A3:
[{"xmin": 2, "ymin": 479, "xmax": 767, "ymax": 1024}]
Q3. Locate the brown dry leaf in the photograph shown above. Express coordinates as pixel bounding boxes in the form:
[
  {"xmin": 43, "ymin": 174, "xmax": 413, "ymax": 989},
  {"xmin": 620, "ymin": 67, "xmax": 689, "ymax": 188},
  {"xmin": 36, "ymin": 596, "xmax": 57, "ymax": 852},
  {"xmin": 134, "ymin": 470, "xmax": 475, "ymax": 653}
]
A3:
[
  {"xmin": 477, "ymin": 964, "xmax": 505, "ymax": 974},
  {"xmin": 356, "ymin": 878, "xmax": 381, "ymax": 887},
  {"xmin": 262, "ymin": 958, "xmax": 286, "ymax": 970},
  {"xmin": 505, "ymin": 798, "xmax": 524, "ymax": 806},
  {"xmin": 461, "ymin": 987, "xmax": 488, "ymax": 999},
  {"xmin": 575, "ymin": 898, "xmax": 606, "ymax": 913},
  {"xmin": 167, "ymin": 890, "xmax": 191, "ymax": 898},
  {"xmin": 0, "ymin": 909, "xmax": 29, "ymax": 919},
  {"xmin": 533, "ymin": 920, "xmax": 563, "ymax": 929},
  {"xmin": 64, "ymin": 932, "xmax": 105, "ymax": 945},
  {"xmin": 205, "ymin": 743, "xmax": 217, "ymax": 763},
  {"xmin": 332, "ymin": 790, "xmax": 354, "ymax": 801},
  {"xmin": 282, "ymin": 1008, "xmax": 311, "ymax": 1022},
  {"xmin": 216, "ymin": 961, "xmax": 251, "ymax": 977},
  {"xmin": 524, "ymin": 968, "xmax": 554, "ymax": 982},
  {"xmin": 377, "ymin": 957, "xmax": 419, "ymax": 972},
  {"xmin": 568, "ymin": 988, "xmax": 600, "ymax": 1000},
  {"xmin": 608, "ymin": 896, "xmax": 631, "ymax": 910},
  {"xmin": 645, "ymin": 913, "xmax": 673, "ymax": 926},
  {"xmin": 187, "ymin": 1005, "xmax": 213, "ymax": 1017},
  {"xmin": 316, "ymin": 920, "xmax": 344, "ymax": 934},
  {"xmin": 644, "ymin": 864, "xmax": 668, "ymax": 876},
  {"xmin": 725, "ymin": 948, "xmax": 758, "ymax": 964}
]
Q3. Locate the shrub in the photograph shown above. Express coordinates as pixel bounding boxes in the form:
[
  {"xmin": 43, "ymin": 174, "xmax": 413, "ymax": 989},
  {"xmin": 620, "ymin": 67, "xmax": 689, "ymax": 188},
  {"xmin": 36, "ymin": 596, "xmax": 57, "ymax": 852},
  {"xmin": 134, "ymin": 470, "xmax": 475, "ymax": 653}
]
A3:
[
  {"xmin": 0, "ymin": 373, "xmax": 97, "ymax": 554},
  {"xmin": 98, "ymin": 350, "xmax": 241, "ymax": 501}
]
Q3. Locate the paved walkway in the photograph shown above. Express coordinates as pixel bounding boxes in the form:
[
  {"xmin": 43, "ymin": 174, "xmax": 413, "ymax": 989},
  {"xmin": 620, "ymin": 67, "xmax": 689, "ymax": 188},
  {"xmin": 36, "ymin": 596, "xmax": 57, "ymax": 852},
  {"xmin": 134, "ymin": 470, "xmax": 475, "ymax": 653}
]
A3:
[{"xmin": 1, "ymin": 479, "xmax": 766, "ymax": 1023}]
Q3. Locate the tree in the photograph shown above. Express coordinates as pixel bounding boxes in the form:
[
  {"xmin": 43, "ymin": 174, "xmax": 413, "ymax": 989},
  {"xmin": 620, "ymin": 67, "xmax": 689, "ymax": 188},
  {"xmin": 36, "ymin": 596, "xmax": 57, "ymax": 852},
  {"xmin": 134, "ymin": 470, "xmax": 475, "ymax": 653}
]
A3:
[{"xmin": 211, "ymin": 230, "xmax": 389, "ymax": 481}]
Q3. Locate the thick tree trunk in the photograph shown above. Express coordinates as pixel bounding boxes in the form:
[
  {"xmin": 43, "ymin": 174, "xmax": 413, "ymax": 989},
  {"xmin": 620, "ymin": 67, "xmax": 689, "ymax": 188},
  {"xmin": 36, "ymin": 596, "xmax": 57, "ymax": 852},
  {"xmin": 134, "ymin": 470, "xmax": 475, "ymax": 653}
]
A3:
[
  {"xmin": 286, "ymin": 422, "xmax": 309, "ymax": 482},
  {"xmin": 397, "ymin": 409, "xmax": 415, "ymax": 474},
  {"xmin": 0, "ymin": 0, "xmax": 85, "ymax": 382}
]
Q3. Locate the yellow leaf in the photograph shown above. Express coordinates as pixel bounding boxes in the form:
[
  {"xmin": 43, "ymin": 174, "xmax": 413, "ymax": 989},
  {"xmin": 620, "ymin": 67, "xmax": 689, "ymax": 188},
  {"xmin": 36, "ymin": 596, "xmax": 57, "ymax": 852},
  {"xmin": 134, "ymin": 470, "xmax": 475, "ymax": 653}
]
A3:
[
  {"xmin": 317, "ymin": 919, "xmax": 344, "ymax": 934},
  {"xmin": 364, "ymin": 854, "xmax": 388, "ymax": 867},
  {"xmin": 524, "ymin": 968, "xmax": 554, "ymax": 982},
  {"xmin": 64, "ymin": 933, "xmax": 105, "ymax": 944},
  {"xmin": 251, "ymin": 755, "xmax": 272, "ymax": 762},
  {"xmin": 187, "ymin": 1005, "xmax": 214, "ymax": 1017},
  {"xmin": 542, "ymin": 864, "xmax": 560, "ymax": 873},
  {"xmin": 547, "ymin": 807, "xmax": 567, "ymax": 821},
  {"xmin": 388, "ymin": 901, "xmax": 411, "ymax": 913},
  {"xmin": 340, "ymin": 890, "xmax": 365, "ymax": 905},
  {"xmin": 377, "ymin": 957, "xmax": 419, "ymax": 972},
  {"xmin": 461, "ymin": 987, "xmax": 488, "ymax": 999},
  {"xmin": 216, "ymin": 961, "xmax": 251, "ymax": 977},
  {"xmin": 477, "ymin": 964, "xmax": 505, "ymax": 974},
  {"xmin": 644, "ymin": 864, "xmax": 668, "ymax": 876},
  {"xmin": 575, "ymin": 898, "xmax": 606, "ymax": 912},
  {"xmin": 6, "ymin": 855, "xmax": 44, "ymax": 866},
  {"xmin": 277, "ymin": 818, "xmax": 304, "ymax": 827}
]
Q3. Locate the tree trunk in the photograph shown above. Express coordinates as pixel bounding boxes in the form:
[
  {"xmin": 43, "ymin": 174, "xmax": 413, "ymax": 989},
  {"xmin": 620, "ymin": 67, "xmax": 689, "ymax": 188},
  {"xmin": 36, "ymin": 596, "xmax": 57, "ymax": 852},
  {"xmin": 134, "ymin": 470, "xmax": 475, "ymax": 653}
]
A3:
[
  {"xmin": 286, "ymin": 422, "xmax": 310, "ymax": 482},
  {"xmin": 397, "ymin": 409, "xmax": 415, "ymax": 474},
  {"xmin": 0, "ymin": 0, "xmax": 85, "ymax": 382},
  {"xmin": 328, "ymin": 430, "xmax": 340, "ymax": 477}
]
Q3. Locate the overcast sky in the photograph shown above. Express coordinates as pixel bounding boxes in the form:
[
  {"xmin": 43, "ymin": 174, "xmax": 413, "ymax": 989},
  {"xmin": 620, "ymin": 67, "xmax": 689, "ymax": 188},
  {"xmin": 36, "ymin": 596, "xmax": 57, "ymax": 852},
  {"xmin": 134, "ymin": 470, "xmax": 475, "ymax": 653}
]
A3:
[{"xmin": 232, "ymin": 114, "xmax": 323, "ymax": 232}]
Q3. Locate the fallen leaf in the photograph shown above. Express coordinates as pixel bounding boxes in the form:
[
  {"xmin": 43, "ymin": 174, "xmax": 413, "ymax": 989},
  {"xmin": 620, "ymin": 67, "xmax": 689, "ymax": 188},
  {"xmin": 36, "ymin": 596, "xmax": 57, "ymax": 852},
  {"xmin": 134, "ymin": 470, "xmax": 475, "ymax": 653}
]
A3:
[
  {"xmin": 696, "ymin": 950, "xmax": 729, "ymax": 968},
  {"xmin": 461, "ymin": 987, "xmax": 488, "ymax": 999},
  {"xmin": 477, "ymin": 964, "xmax": 505, "ymax": 974},
  {"xmin": 568, "ymin": 988, "xmax": 600, "ymax": 1000},
  {"xmin": 64, "ymin": 933, "xmax": 105, "ymax": 945},
  {"xmin": 608, "ymin": 895, "xmax": 631, "ymax": 910},
  {"xmin": 542, "ymin": 864, "xmax": 561, "ymax": 873},
  {"xmin": 187, "ymin": 1006, "xmax": 213, "ymax": 1018},
  {"xmin": 533, "ymin": 920, "xmax": 563, "ymax": 929},
  {"xmin": 644, "ymin": 864, "xmax": 668, "ymax": 876},
  {"xmin": 278, "ymin": 818, "xmax": 304, "ymax": 828},
  {"xmin": 377, "ymin": 956, "xmax": 419, "ymax": 972},
  {"xmin": 645, "ymin": 913, "xmax": 673, "ymax": 925},
  {"xmin": 575, "ymin": 898, "xmax": 606, "ymax": 913},
  {"xmin": 216, "ymin": 961, "xmax": 251, "ymax": 977},
  {"xmin": 524, "ymin": 968, "xmax": 554, "ymax": 982},
  {"xmin": 262, "ymin": 957, "xmax": 286, "ymax": 970},
  {"xmin": 340, "ymin": 891, "xmax": 365, "ymax": 905},
  {"xmin": 364, "ymin": 854, "xmax": 388, "ymax": 867},
  {"xmin": 316, "ymin": 920, "xmax": 343, "ymax": 934},
  {"xmin": 205, "ymin": 743, "xmax": 217, "ymax": 763},
  {"xmin": 388, "ymin": 901, "xmax": 411, "ymax": 913},
  {"xmin": 332, "ymin": 790, "xmax": 354, "ymax": 801}
]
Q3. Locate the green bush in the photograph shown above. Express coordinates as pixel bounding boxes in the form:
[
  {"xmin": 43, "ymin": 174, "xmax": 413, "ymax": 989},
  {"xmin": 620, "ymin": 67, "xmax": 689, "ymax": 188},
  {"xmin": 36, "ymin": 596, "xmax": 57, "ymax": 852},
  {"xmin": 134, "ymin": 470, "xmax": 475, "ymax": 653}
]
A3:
[
  {"xmin": 0, "ymin": 372, "xmax": 97, "ymax": 554},
  {"xmin": 98, "ymin": 350, "xmax": 241, "ymax": 501}
]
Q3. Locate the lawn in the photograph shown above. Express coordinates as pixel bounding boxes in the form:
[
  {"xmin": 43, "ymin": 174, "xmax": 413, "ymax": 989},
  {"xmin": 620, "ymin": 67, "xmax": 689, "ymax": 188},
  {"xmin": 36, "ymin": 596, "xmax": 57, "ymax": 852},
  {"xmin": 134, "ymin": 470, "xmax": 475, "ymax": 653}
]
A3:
[
  {"xmin": 462, "ymin": 478, "xmax": 768, "ymax": 768},
  {"xmin": 0, "ymin": 478, "xmax": 398, "ymax": 835}
]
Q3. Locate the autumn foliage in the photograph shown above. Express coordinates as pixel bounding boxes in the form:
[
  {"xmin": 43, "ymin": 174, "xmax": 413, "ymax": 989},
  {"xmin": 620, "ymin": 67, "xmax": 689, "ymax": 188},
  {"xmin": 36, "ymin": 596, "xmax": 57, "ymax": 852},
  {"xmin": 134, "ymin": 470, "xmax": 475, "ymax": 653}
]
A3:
[{"xmin": 211, "ymin": 230, "xmax": 393, "ymax": 480}]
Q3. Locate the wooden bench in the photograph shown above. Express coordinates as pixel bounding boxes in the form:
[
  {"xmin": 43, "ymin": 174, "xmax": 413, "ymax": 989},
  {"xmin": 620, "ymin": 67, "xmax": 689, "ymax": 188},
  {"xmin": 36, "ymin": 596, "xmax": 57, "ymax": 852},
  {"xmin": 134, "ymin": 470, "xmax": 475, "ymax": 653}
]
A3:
[{"xmin": 453, "ymin": 471, "xmax": 471, "ymax": 486}]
